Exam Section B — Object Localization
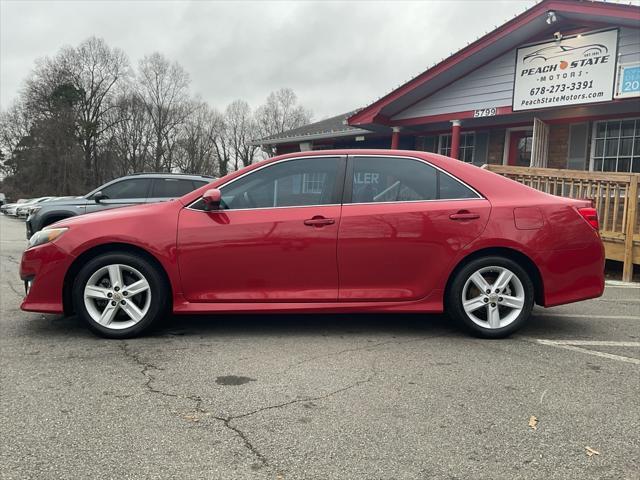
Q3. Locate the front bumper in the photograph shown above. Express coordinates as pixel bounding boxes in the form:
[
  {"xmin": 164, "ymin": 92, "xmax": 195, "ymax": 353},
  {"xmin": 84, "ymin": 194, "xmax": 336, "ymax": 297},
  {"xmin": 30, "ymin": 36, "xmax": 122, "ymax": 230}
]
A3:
[{"xmin": 19, "ymin": 242, "xmax": 73, "ymax": 314}]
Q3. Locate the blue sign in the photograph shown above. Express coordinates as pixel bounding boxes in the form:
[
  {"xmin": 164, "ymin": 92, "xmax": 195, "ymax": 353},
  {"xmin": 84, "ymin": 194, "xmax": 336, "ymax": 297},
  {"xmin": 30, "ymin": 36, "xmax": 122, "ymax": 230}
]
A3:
[{"xmin": 617, "ymin": 64, "xmax": 640, "ymax": 98}]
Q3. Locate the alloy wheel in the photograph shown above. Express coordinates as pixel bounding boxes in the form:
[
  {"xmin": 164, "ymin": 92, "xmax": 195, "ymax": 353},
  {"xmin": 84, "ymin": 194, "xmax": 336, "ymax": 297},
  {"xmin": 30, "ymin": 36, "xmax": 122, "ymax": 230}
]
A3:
[
  {"xmin": 83, "ymin": 263, "xmax": 152, "ymax": 330},
  {"xmin": 461, "ymin": 266, "xmax": 525, "ymax": 330}
]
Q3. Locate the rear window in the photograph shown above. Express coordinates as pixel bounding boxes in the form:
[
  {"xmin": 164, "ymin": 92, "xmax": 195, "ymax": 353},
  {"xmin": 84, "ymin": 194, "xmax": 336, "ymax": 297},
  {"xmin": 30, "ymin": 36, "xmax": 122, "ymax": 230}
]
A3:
[
  {"xmin": 438, "ymin": 171, "xmax": 478, "ymax": 199},
  {"xmin": 152, "ymin": 178, "xmax": 201, "ymax": 198}
]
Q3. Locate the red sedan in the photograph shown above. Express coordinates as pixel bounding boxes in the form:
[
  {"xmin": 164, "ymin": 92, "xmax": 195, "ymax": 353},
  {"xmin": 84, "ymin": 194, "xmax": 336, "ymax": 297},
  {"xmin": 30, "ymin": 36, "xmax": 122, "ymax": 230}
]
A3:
[{"xmin": 20, "ymin": 150, "xmax": 604, "ymax": 339}]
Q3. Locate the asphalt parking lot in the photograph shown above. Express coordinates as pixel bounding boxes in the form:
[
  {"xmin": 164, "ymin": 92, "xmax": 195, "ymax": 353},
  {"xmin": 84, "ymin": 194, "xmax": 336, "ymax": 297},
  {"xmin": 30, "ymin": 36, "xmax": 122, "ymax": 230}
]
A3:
[{"xmin": 1, "ymin": 214, "xmax": 638, "ymax": 480}]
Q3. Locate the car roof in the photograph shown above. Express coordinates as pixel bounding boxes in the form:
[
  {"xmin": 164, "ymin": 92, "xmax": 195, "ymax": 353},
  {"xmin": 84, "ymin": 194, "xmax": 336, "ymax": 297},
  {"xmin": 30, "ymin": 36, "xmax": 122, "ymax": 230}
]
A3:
[
  {"xmin": 82, "ymin": 173, "xmax": 215, "ymax": 198},
  {"xmin": 178, "ymin": 149, "xmax": 551, "ymax": 207},
  {"xmin": 124, "ymin": 172, "xmax": 214, "ymax": 180}
]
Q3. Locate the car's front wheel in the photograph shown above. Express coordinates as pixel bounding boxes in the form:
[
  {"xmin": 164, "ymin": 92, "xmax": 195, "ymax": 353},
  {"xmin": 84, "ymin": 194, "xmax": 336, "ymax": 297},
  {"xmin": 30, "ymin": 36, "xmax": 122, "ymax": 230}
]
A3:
[
  {"xmin": 447, "ymin": 256, "xmax": 534, "ymax": 338},
  {"xmin": 72, "ymin": 252, "xmax": 169, "ymax": 338}
]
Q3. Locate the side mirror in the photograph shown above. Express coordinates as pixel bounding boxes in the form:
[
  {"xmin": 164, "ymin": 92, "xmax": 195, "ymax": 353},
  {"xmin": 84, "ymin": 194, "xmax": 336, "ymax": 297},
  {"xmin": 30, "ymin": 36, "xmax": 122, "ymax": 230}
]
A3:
[
  {"xmin": 93, "ymin": 191, "xmax": 107, "ymax": 203},
  {"xmin": 202, "ymin": 188, "xmax": 222, "ymax": 211}
]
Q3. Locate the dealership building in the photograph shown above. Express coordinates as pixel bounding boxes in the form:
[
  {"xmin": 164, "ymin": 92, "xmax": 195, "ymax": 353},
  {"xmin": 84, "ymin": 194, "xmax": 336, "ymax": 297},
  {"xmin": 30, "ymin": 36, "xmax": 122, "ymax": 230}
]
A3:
[{"xmin": 258, "ymin": 0, "xmax": 640, "ymax": 174}]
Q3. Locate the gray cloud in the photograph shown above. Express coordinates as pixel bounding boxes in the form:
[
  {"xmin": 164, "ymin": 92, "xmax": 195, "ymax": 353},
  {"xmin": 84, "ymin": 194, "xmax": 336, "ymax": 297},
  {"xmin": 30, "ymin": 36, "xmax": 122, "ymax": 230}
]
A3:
[{"xmin": 1, "ymin": 0, "xmax": 537, "ymax": 119}]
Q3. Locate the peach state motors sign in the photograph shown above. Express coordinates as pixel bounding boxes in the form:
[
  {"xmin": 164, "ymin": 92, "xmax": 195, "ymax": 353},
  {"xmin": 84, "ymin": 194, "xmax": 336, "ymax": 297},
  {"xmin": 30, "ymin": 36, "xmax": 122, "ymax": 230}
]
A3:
[{"xmin": 513, "ymin": 29, "xmax": 618, "ymax": 111}]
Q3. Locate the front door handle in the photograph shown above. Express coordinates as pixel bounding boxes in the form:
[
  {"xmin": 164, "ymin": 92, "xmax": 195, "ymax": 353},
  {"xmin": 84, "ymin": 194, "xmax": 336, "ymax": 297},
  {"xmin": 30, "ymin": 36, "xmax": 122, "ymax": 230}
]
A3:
[
  {"xmin": 449, "ymin": 211, "xmax": 480, "ymax": 220},
  {"xmin": 304, "ymin": 216, "xmax": 335, "ymax": 227}
]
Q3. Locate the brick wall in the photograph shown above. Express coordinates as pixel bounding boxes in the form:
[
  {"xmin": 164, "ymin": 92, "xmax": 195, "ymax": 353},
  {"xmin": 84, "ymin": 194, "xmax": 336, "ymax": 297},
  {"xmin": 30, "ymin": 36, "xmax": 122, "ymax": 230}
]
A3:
[{"xmin": 547, "ymin": 123, "xmax": 569, "ymax": 169}]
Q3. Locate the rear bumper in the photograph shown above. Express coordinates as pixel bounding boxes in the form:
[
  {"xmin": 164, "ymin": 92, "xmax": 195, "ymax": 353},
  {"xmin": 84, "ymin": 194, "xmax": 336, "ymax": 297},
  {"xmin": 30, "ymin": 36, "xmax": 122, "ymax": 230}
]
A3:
[
  {"xmin": 538, "ymin": 240, "xmax": 605, "ymax": 307},
  {"xmin": 19, "ymin": 242, "xmax": 73, "ymax": 314}
]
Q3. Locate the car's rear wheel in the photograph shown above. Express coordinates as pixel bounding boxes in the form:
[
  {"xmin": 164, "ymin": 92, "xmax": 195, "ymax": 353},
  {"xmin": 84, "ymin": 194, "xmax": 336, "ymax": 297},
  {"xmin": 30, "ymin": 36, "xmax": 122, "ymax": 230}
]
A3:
[
  {"xmin": 72, "ymin": 252, "xmax": 168, "ymax": 339},
  {"xmin": 447, "ymin": 256, "xmax": 534, "ymax": 338}
]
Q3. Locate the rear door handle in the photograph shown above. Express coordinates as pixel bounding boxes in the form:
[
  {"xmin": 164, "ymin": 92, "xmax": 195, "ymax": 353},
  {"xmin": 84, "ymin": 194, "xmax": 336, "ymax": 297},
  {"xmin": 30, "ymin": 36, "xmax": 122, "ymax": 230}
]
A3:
[
  {"xmin": 449, "ymin": 211, "xmax": 480, "ymax": 220},
  {"xmin": 304, "ymin": 216, "xmax": 335, "ymax": 227}
]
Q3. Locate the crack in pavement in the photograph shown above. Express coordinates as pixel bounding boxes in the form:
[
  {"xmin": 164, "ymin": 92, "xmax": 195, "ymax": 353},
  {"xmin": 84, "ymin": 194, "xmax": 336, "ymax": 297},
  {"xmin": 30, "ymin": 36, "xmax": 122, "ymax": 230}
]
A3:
[
  {"xmin": 280, "ymin": 339, "xmax": 397, "ymax": 373},
  {"xmin": 3, "ymin": 255, "xmax": 20, "ymax": 265},
  {"xmin": 210, "ymin": 415, "xmax": 271, "ymax": 467},
  {"xmin": 212, "ymin": 354, "xmax": 381, "ymax": 470},
  {"xmin": 119, "ymin": 342, "xmax": 269, "ymax": 469},
  {"xmin": 5, "ymin": 281, "xmax": 23, "ymax": 300},
  {"xmin": 229, "ymin": 333, "xmax": 452, "ymax": 424},
  {"xmin": 118, "ymin": 335, "xmax": 427, "ymax": 472},
  {"xmin": 119, "ymin": 342, "xmax": 203, "ymax": 405},
  {"xmin": 280, "ymin": 335, "xmax": 435, "ymax": 374}
]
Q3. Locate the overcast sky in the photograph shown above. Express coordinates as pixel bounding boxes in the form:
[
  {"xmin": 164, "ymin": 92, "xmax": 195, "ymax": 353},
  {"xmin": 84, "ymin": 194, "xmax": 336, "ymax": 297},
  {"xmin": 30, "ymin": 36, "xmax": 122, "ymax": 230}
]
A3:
[{"xmin": 1, "ymin": 0, "xmax": 541, "ymax": 119}]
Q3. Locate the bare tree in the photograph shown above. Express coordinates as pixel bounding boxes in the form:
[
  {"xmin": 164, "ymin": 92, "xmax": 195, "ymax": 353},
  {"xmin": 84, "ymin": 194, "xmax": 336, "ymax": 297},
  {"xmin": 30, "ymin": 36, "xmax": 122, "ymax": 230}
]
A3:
[
  {"xmin": 0, "ymin": 101, "xmax": 32, "ymax": 176},
  {"xmin": 136, "ymin": 53, "xmax": 191, "ymax": 172},
  {"xmin": 105, "ymin": 93, "xmax": 153, "ymax": 176},
  {"xmin": 174, "ymin": 100, "xmax": 220, "ymax": 176},
  {"xmin": 21, "ymin": 37, "xmax": 129, "ymax": 186},
  {"xmin": 66, "ymin": 37, "xmax": 130, "ymax": 183},
  {"xmin": 225, "ymin": 99, "xmax": 258, "ymax": 170},
  {"xmin": 1, "ymin": 34, "xmax": 314, "ymax": 196},
  {"xmin": 255, "ymin": 88, "xmax": 312, "ymax": 157},
  {"xmin": 209, "ymin": 109, "xmax": 232, "ymax": 177}
]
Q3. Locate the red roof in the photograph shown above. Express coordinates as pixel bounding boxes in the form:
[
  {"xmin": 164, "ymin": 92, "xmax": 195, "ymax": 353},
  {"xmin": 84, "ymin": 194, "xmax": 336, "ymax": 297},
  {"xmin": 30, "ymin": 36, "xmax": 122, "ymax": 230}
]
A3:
[{"xmin": 347, "ymin": 0, "xmax": 640, "ymax": 128}]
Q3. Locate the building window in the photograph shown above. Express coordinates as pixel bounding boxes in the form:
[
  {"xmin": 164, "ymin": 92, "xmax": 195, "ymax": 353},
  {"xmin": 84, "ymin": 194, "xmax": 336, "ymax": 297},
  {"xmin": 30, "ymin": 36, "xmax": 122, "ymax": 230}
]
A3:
[
  {"xmin": 439, "ymin": 133, "xmax": 475, "ymax": 163},
  {"xmin": 592, "ymin": 119, "xmax": 640, "ymax": 173},
  {"xmin": 301, "ymin": 172, "xmax": 326, "ymax": 194}
]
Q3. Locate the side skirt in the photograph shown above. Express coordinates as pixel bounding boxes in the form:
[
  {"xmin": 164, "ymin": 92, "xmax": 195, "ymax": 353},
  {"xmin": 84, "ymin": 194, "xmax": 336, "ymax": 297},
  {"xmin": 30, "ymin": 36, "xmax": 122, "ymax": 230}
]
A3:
[{"xmin": 172, "ymin": 290, "xmax": 444, "ymax": 315}]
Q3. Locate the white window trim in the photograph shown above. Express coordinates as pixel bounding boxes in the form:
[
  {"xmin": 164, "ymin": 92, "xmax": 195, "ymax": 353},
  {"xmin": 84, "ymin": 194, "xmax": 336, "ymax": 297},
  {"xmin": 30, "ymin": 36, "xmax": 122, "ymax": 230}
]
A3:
[
  {"xmin": 589, "ymin": 117, "xmax": 640, "ymax": 173},
  {"xmin": 438, "ymin": 131, "xmax": 476, "ymax": 163}
]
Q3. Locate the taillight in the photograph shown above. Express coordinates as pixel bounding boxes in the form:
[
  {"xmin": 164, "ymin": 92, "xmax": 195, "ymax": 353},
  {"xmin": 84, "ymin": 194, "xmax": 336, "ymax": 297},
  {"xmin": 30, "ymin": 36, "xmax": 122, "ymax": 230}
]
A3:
[{"xmin": 578, "ymin": 207, "xmax": 599, "ymax": 231}]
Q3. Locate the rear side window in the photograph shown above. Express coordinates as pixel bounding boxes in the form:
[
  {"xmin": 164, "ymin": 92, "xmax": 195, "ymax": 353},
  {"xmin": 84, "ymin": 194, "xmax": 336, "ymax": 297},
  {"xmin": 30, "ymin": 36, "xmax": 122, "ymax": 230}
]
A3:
[
  {"xmin": 99, "ymin": 178, "xmax": 151, "ymax": 199},
  {"xmin": 348, "ymin": 156, "xmax": 478, "ymax": 203},
  {"xmin": 438, "ymin": 172, "xmax": 479, "ymax": 199},
  {"xmin": 152, "ymin": 178, "xmax": 200, "ymax": 198}
]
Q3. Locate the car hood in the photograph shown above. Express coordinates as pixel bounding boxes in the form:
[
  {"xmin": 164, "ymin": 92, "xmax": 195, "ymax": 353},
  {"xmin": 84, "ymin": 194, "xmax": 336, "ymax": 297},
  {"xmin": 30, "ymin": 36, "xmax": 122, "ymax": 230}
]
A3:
[{"xmin": 39, "ymin": 196, "xmax": 88, "ymax": 207}]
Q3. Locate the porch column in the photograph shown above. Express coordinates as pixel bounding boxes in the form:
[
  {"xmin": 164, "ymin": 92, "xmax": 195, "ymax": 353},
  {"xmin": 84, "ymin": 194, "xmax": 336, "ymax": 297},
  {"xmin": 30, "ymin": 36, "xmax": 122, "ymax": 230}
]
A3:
[
  {"xmin": 450, "ymin": 120, "xmax": 461, "ymax": 159},
  {"xmin": 391, "ymin": 126, "xmax": 401, "ymax": 149}
]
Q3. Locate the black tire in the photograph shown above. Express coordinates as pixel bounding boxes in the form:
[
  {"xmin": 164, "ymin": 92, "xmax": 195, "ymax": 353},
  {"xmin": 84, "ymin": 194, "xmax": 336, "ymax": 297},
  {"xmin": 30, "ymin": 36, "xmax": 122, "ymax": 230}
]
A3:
[
  {"xmin": 447, "ymin": 256, "xmax": 534, "ymax": 339},
  {"xmin": 72, "ymin": 251, "xmax": 169, "ymax": 339}
]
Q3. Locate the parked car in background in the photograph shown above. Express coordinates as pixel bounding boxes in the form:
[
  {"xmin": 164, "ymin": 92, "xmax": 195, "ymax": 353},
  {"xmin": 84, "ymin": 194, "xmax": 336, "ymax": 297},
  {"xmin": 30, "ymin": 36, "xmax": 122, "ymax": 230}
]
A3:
[
  {"xmin": 19, "ymin": 150, "xmax": 605, "ymax": 339},
  {"xmin": 16, "ymin": 197, "xmax": 55, "ymax": 218},
  {"xmin": 18, "ymin": 196, "xmax": 72, "ymax": 219},
  {"xmin": 2, "ymin": 199, "xmax": 29, "ymax": 216},
  {"xmin": 0, "ymin": 193, "xmax": 6, "ymax": 205},
  {"xmin": 26, "ymin": 173, "xmax": 213, "ymax": 238}
]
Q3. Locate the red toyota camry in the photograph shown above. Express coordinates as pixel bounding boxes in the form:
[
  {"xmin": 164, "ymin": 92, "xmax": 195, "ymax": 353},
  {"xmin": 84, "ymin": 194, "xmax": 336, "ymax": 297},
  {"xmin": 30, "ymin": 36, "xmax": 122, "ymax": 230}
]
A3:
[{"xmin": 20, "ymin": 150, "xmax": 604, "ymax": 339}]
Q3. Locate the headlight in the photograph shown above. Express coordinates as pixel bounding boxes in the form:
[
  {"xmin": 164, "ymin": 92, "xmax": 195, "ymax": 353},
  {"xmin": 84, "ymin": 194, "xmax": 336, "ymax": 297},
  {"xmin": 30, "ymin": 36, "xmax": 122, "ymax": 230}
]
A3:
[
  {"xmin": 29, "ymin": 206, "xmax": 41, "ymax": 215},
  {"xmin": 28, "ymin": 227, "xmax": 68, "ymax": 249}
]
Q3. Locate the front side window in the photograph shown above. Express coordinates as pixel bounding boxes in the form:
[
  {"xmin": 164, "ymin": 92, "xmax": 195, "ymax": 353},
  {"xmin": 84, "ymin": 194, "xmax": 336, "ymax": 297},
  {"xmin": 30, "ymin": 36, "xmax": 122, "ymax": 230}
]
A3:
[
  {"xmin": 99, "ymin": 178, "xmax": 151, "ymax": 199},
  {"xmin": 202, "ymin": 157, "xmax": 341, "ymax": 210},
  {"xmin": 592, "ymin": 119, "xmax": 640, "ymax": 173},
  {"xmin": 349, "ymin": 156, "xmax": 478, "ymax": 204}
]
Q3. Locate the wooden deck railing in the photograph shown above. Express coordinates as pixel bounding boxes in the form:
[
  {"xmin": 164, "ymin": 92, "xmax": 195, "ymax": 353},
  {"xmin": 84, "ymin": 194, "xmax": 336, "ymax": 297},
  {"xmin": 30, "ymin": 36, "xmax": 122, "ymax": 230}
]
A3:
[{"xmin": 485, "ymin": 165, "xmax": 639, "ymax": 282}]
